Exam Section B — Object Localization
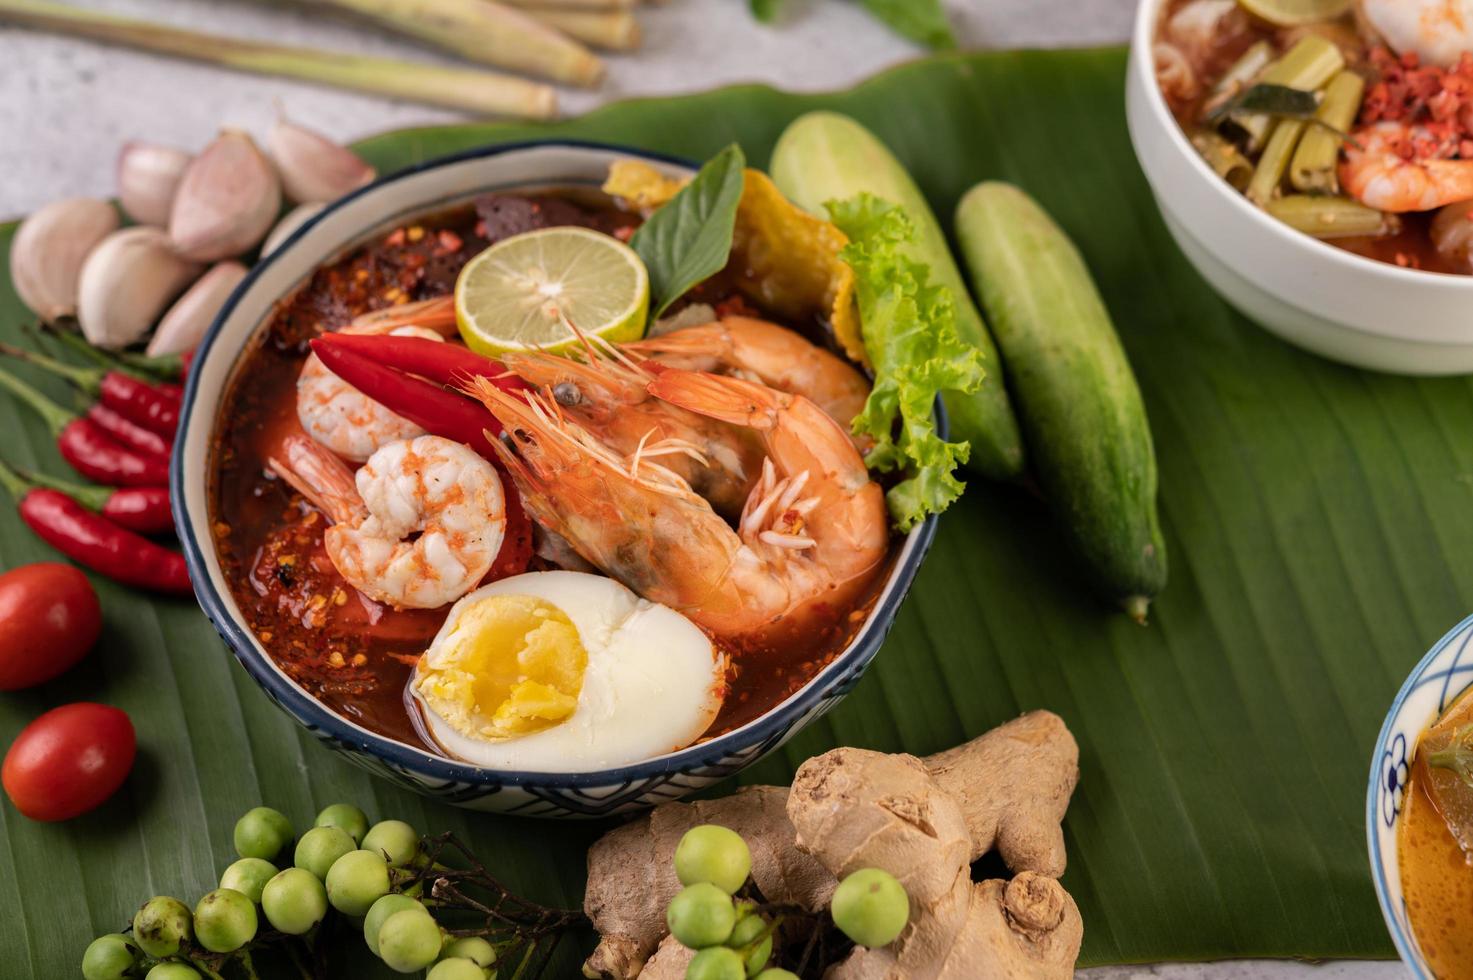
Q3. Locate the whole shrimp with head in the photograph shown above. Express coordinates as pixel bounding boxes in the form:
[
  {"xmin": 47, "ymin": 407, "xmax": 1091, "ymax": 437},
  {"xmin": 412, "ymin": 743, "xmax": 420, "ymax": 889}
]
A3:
[
  {"xmin": 268, "ymin": 433, "xmax": 506, "ymax": 610},
  {"xmin": 297, "ymin": 297, "xmax": 458, "ymax": 462},
  {"xmin": 466, "ymin": 368, "xmax": 888, "ymax": 647}
]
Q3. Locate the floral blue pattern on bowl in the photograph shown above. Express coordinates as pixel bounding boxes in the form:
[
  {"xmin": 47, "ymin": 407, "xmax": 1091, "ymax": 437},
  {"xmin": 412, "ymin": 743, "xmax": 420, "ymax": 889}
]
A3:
[
  {"xmin": 1367, "ymin": 614, "xmax": 1473, "ymax": 976},
  {"xmin": 171, "ymin": 141, "xmax": 938, "ymax": 819}
]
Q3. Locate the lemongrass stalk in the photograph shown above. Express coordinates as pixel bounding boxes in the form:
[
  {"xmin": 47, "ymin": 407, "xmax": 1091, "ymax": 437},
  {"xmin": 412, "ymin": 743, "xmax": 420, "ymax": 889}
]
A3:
[
  {"xmin": 1234, "ymin": 35, "xmax": 1344, "ymax": 151},
  {"xmin": 0, "ymin": 0, "xmax": 558, "ymax": 118},
  {"xmin": 1267, "ymin": 195, "xmax": 1393, "ymax": 238},
  {"xmin": 1191, "ymin": 131, "xmax": 1254, "ymax": 191},
  {"xmin": 524, "ymin": 8, "xmax": 639, "ymax": 49},
  {"xmin": 312, "ymin": 0, "xmax": 603, "ymax": 87},
  {"xmin": 1247, "ymin": 119, "xmax": 1307, "ymax": 206},
  {"xmin": 1201, "ymin": 39, "xmax": 1273, "ymax": 120},
  {"xmin": 502, "ymin": 0, "xmax": 636, "ymax": 8},
  {"xmin": 1289, "ymin": 71, "xmax": 1365, "ymax": 194}
]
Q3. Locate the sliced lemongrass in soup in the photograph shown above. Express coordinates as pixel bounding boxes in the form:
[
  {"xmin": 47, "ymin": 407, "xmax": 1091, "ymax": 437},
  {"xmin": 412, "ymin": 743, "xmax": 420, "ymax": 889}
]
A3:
[
  {"xmin": 1230, "ymin": 36, "xmax": 1344, "ymax": 151},
  {"xmin": 453, "ymin": 226, "xmax": 649, "ymax": 356},
  {"xmin": 410, "ymin": 571, "xmax": 725, "ymax": 772}
]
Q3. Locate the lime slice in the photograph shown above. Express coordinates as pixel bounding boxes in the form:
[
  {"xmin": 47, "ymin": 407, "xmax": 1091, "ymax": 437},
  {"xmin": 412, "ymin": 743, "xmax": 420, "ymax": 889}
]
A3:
[
  {"xmin": 1236, "ymin": 0, "xmax": 1353, "ymax": 27},
  {"xmin": 455, "ymin": 226, "xmax": 649, "ymax": 356}
]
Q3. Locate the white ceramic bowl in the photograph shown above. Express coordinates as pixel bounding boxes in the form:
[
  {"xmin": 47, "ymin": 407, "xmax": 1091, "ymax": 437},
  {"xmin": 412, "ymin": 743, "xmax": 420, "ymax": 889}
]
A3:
[
  {"xmin": 1367, "ymin": 614, "xmax": 1473, "ymax": 977},
  {"xmin": 172, "ymin": 141, "xmax": 938, "ymax": 818},
  {"xmin": 1126, "ymin": 0, "xmax": 1473, "ymax": 375}
]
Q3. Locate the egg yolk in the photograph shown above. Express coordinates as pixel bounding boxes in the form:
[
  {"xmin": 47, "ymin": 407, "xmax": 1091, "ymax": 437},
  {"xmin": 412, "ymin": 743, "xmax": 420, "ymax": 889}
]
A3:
[{"xmin": 413, "ymin": 594, "xmax": 587, "ymax": 740}]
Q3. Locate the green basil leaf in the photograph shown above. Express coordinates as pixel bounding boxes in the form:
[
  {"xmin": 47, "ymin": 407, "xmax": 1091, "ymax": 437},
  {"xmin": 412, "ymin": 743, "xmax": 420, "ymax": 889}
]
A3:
[
  {"xmin": 630, "ymin": 143, "xmax": 746, "ymax": 318},
  {"xmin": 859, "ymin": 0, "xmax": 956, "ymax": 50},
  {"xmin": 750, "ymin": 0, "xmax": 784, "ymax": 22}
]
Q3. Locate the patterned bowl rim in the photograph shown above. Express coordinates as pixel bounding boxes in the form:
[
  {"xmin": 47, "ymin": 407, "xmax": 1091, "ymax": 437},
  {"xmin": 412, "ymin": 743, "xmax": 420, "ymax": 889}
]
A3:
[
  {"xmin": 172, "ymin": 137, "xmax": 940, "ymax": 790},
  {"xmin": 1365, "ymin": 611, "xmax": 1473, "ymax": 978}
]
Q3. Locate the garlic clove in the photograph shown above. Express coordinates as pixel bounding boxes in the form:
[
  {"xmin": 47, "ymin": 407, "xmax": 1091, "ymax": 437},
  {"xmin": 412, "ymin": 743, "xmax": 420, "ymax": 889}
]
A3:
[
  {"xmin": 260, "ymin": 202, "xmax": 325, "ymax": 258},
  {"xmin": 78, "ymin": 227, "xmax": 203, "ymax": 349},
  {"xmin": 117, "ymin": 141, "xmax": 193, "ymax": 227},
  {"xmin": 8, "ymin": 197, "xmax": 120, "ymax": 323},
  {"xmin": 268, "ymin": 118, "xmax": 375, "ymax": 205},
  {"xmin": 169, "ymin": 130, "xmax": 282, "ymax": 262},
  {"xmin": 147, "ymin": 260, "xmax": 247, "ymax": 357}
]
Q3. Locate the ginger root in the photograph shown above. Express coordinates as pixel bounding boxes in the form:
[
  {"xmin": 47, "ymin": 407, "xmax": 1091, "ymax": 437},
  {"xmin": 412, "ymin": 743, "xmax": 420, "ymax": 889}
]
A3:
[
  {"xmin": 925, "ymin": 710, "xmax": 1079, "ymax": 875},
  {"xmin": 582, "ymin": 710, "xmax": 1081, "ymax": 980},
  {"xmin": 787, "ymin": 741, "xmax": 1082, "ymax": 979}
]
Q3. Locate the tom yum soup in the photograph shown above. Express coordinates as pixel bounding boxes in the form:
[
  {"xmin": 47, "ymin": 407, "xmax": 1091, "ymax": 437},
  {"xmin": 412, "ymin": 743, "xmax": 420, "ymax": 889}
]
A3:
[
  {"xmin": 1154, "ymin": 0, "xmax": 1473, "ymax": 274},
  {"xmin": 210, "ymin": 171, "xmax": 899, "ymax": 774},
  {"xmin": 1401, "ymin": 690, "xmax": 1473, "ymax": 978}
]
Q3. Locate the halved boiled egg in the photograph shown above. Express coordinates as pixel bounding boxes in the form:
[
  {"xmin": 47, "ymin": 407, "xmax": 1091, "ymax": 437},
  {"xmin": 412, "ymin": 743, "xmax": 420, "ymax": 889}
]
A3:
[{"xmin": 410, "ymin": 570, "xmax": 727, "ymax": 772}]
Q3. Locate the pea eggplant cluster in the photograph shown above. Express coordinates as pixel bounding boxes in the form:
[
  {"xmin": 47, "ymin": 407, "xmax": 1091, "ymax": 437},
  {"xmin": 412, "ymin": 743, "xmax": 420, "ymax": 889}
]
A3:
[{"xmin": 83, "ymin": 803, "xmax": 509, "ymax": 980}]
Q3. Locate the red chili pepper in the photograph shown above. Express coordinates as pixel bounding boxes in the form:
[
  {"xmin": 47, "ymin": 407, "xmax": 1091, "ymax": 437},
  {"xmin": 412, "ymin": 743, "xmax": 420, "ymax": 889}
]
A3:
[
  {"xmin": 308, "ymin": 339, "xmax": 511, "ymax": 447},
  {"xmin": 0, "ymin": 364, "xmax": 170, "ymax": 487},
  {"xmin": 313, "ymin": 334, "xmax": 525, "ymax": 393},
  {"xmin": 0, "ymin": 463, "xmax": 189, "ymax": 594},
  {"xmin": 85, "ymin": 404, "xmax": 171, "ymax": 461},
  {"xmin": 1, "ymin": 463, "xmax": 172, "ymax": 536},
  {"xmin": 0, "ymin": 343, "xmax": 180, "ymax": 437},
  {"xmin": 98, "ymin": 371, "xmax": 180, "ymax": 437},
  {"xmin": 308, "ymin": 338, "xmax": 534, "ymax": 577}
]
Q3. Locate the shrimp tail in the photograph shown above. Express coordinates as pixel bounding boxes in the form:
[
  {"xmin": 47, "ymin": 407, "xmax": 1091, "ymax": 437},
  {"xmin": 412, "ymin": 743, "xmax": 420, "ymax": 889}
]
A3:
[{"xmin": 267, "ymin": 433, "xmax": 366, "ymax": 525}]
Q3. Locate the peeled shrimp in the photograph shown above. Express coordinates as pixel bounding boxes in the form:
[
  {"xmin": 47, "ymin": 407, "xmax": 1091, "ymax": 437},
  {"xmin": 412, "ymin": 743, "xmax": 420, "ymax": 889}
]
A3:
[
  {"xmin": 1341, "ymin": 122, "xmax": 1473, "ymax": 212},
  {"xmin": 625, "ymin": 316, "xmax": 871, "ymax": 433},
  {"xmin": 468, "ymin": 370, "xmax": 887, "ymax": 644},
  {"xmin": 1165, "ymin": 0, "xmax": 1247, "ymax": 71},
  {"xmin": 499, "ymin": 341, "xmax": 766, "ymax": 519},
  {"xmin": 1361, "ymin": 0, "xmax": 1473, "ymax": 67},
  {"xmin": 296, "ymin": 298, "xmax": 458, "ymax": 462},
  {"xmin": 1154, "ymin": 43, "xmax": 1202, "ymax": 107},
  {"xmin": 268, "ymin": 434, "xmax": 506, "ymax": 610}
]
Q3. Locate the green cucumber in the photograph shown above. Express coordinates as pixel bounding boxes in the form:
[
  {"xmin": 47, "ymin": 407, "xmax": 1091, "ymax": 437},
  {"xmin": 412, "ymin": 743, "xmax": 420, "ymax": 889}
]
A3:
[
  {"xmin": 954, "ymin": 182, "xmax": 1166, "ymax": 620},
  {"xmin": 769, "ymin": 111, "xmax": 1025, "ymax": 482}
]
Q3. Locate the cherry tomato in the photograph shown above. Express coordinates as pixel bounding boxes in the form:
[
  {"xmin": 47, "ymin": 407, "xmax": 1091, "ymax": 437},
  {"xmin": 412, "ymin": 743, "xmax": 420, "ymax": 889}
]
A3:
[
  {"xmin": 2, "ymin": 703, "xmax": 135, "ymax": 821},
  {"xmin": 0, "ymin": 562, "xmax": 101, "ymax": 690}
]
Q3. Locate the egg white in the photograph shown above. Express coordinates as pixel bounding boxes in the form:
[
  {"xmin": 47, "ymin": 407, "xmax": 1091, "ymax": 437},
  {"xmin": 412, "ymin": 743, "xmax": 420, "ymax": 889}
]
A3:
[{"xmin": 411, "ymin": 571, "xmax": 727, "ymax": 772}]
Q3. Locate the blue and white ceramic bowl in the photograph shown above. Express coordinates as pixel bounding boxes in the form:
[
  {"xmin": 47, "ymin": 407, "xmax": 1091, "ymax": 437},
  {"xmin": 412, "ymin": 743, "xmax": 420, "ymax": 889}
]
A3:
[
  {"xmin": 173, "ymin": 141, "xmax": 937, "ymax": 819},
  {"xmin": 1367, "ymin": 614, "xmax": 1473, "ymax": 976}
]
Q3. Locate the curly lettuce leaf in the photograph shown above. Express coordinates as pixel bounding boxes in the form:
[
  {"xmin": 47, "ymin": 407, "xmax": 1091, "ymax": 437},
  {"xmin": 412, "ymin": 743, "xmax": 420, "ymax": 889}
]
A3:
[{"xmin": 828, "ymin": 193, "xmax": 982, "ymax": 530}]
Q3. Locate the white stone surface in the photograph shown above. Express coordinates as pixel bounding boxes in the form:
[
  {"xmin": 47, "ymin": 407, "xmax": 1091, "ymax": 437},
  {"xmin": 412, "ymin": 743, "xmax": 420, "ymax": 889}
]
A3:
[
  {"xmin": 0, "ymin": 0, "xmax": 1135, "ymax": 217},
  {"xmin": 0, "ymin": 1, "xmax": 1410, "ymax": 977}
]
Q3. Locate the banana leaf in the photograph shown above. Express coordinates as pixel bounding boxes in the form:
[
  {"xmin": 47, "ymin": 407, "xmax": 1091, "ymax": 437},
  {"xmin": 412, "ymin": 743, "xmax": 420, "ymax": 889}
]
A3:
[{"xmin": 0, "ymin": 45, "xmax": 1435, "ymax": 976}]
